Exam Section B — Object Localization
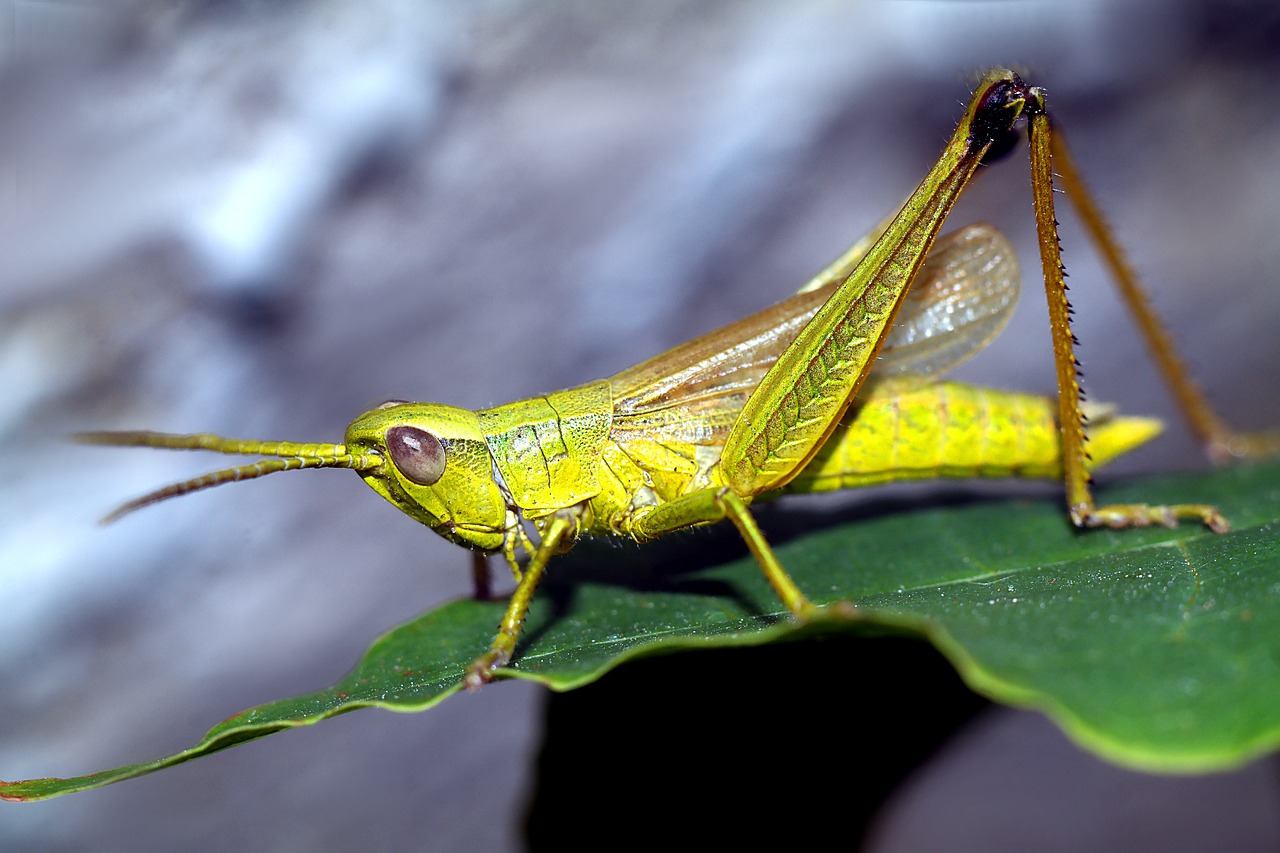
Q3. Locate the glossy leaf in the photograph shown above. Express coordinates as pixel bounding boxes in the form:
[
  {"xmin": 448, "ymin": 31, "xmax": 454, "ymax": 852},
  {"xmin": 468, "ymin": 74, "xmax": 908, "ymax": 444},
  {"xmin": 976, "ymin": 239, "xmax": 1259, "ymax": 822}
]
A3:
[{"xmin": 4, "ymin": 460, "xmax": 1279, "ymax": 800}]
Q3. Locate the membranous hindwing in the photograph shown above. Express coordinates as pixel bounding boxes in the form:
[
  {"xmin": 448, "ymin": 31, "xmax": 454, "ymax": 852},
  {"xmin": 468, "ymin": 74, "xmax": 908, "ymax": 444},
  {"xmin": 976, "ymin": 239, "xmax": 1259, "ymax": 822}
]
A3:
[{"xmin": 875, "ymin": 223, "xmax": 1020, "ymax": 383}]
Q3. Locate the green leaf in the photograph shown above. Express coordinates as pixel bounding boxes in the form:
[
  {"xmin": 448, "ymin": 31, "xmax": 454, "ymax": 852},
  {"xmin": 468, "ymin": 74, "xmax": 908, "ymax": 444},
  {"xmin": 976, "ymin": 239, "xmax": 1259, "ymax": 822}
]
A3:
[{"xmin": 5, "ymin": 460, "xmax": 1280, "ymax": 800}]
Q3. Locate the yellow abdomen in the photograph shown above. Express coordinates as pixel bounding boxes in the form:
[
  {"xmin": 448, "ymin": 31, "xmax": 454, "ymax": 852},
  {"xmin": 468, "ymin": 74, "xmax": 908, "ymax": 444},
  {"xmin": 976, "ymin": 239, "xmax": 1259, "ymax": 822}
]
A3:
[{"xmin": 784, "ymin": 381, "xmax": 1162, "ymax": 493}]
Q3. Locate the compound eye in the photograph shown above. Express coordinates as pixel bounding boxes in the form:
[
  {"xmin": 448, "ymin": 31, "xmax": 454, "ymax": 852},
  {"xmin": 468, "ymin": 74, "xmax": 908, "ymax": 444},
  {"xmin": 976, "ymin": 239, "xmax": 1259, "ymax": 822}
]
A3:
[{"xmin": 385, "ymin": 425, "xmax": 446, "ymax": 486}]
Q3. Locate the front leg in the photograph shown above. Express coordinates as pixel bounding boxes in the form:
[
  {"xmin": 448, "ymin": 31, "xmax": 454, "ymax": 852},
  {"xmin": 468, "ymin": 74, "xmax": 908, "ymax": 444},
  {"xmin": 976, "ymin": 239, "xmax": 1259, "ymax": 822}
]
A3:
[{"xmin": 465, "ymin": 509, "xmax": 578, "ymax": 690}]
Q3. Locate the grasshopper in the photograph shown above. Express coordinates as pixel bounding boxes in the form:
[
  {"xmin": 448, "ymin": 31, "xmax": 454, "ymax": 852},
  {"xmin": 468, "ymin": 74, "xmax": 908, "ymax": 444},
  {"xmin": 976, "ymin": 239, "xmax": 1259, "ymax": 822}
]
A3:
[{"xmin": 80, "ymin": 69, "xmax": 1276, "ymax": 690}]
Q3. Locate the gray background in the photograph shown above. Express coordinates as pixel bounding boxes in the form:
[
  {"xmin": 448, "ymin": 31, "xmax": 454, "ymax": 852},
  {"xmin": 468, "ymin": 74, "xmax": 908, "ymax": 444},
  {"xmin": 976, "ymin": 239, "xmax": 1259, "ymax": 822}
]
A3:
[{"xmin": 2, "ymin": 1, "xmax": 1279, "ymax": 849}]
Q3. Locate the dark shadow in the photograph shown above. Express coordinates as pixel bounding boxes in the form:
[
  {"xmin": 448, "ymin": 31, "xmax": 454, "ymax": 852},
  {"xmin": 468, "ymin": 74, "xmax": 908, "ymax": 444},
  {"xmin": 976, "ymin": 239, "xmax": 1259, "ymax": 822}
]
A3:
[{"xmin": 524, "ymin": 632, "xmax": 989, "ymax": 850}]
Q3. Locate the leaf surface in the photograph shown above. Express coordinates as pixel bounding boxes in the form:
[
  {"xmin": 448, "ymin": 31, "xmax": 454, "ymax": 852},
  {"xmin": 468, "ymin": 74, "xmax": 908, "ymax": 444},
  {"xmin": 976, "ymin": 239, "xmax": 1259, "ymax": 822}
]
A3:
[{"xmin": 5, "ymin": 461, "xmax": 1279, "ymax": 800}]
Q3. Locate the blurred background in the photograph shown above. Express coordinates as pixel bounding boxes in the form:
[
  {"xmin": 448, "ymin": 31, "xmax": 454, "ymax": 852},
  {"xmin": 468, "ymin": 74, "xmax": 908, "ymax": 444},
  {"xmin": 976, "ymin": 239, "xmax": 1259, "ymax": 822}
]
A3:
[{"xmin": 2, "ymin": 0, "xmax": 1279, "ymax": 849}]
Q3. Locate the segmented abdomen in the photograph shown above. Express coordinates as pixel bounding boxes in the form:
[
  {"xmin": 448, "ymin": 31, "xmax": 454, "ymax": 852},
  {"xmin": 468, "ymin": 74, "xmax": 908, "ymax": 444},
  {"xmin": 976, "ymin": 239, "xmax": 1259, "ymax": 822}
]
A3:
[{"xmin": 782, "ymin": 381, "xmax": 1160, "ymax": 493}]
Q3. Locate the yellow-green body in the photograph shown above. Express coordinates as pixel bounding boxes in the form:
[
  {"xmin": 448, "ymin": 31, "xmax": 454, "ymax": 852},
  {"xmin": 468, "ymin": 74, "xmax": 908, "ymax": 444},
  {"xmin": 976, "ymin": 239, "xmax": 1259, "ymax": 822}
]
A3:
[
  {"xmin": 350, "ymin": 336, "xmax": 1160, "ymax": 569},
  {"xmin": 381, "ymin": 376, "xmax": 1150, "ymax": 579},
  {"xmin": 454, "ymin": 379, "xmax": 1156, "ymax": 547},
  {"xmin": 86, "ymin": 69, "xmax": 1257, "ymax": 689}
]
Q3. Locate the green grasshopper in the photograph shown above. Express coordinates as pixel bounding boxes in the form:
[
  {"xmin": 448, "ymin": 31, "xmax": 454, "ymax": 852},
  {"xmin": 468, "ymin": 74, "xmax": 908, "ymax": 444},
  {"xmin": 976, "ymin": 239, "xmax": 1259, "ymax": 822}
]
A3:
[{"xmin": 79, "ymin": 69, "xmax": 1275, "ymax": 690}]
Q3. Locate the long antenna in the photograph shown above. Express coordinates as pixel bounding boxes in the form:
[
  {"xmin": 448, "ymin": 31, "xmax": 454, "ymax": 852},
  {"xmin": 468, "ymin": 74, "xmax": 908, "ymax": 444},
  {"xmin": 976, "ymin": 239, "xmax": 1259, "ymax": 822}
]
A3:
[{"xmin": 75, "ymin": 431, "xmax": 383, "ymax": 523}]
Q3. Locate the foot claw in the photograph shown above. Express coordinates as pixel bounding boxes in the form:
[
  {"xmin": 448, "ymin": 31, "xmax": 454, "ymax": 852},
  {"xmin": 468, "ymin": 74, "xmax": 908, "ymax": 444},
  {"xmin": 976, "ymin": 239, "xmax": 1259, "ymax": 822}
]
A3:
[
  {"xmin": 793, "ymin": 600, "xmax": 859, "ymax": 624},
  {"xmin": 464, "ymin": 650, "xmax": 507, "ymax": 691},
  {"xmin": 1084, "ymin": 503, "xmax": 1230, "ymax": 534},
  {"xmin": 822, "ymin": 600, "xmax": 862, "ymax": 620}
]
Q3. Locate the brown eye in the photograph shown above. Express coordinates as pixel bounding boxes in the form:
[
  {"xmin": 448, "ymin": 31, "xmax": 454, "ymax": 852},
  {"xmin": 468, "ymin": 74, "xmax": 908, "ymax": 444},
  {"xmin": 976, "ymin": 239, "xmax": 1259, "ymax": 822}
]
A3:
[{"xmin": 386, "ymin": 426, "xmax": 446, "ymax": 486}]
